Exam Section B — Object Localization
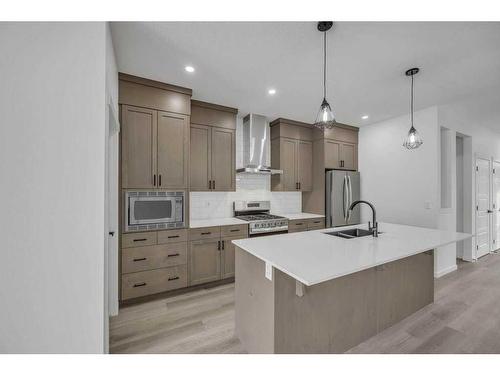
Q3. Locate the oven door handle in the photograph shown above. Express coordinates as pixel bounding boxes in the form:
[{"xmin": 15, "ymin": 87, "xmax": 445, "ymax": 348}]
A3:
[{"xmin": 251, "ymin": 226, "xmax": 288, "ymax": 234}]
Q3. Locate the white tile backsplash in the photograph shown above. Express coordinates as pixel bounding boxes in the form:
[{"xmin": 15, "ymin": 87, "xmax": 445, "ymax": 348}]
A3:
[{"xmin": 190, "ymin": 174, "xmax": 302, "ymax": 220}]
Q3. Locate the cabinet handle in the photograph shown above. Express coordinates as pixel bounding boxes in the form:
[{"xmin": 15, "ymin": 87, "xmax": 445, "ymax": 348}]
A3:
[
  {"xmin": 167, "ymin": 235, "xmax": 180, "ymax": 239},
  {"xmin": 133, "ymin": 282, "xmax": 146, "ymax": 288},
  {"xmin": 295, "ymin": 223, "xmax": 303, "ymax": 226},
  {"xmin": 209, "ymin": 180, "xmax": 212, "ymax": 190},
  {"xmin": 168, "ymin": 276, "xmax": 180, "ymax": 281},
  {"xmin": 133, "ymin": 257, "xmax": 147, "ymax": 262},
  {"xmin": 201, "ymin": 232, "xmax": 211, "ymax": 235},
  {"xmin": 217, "ymin": 240, "xmax": 221, "ymax": 250},
  {"xmin": 167, "ymin": 253, "xmax": 180, "ymax": 257},
  {"xmin": 159, "ymin": 174, "xmax": 162, "ymax": 186},
  {"xmin": 133, "ymin": 238, "xmax": 147, "ymax": 242},
  {"xmin": 299, "ymin": 182, "xmax": 301, "ymax": 190},
  {"xmin": 153, "ymin": 174, "xmax": 156, "ymax": 186},
  {"xmin": 213, "ymin": 180, "xmax": 216, "ymax": 189},
  {"xmin": 230, "ymin": 229, "xmax": 240, "ymax": 232},
  {"xmin": 222, "ymin": 240, "xmax": 225, "ymax": 250}
]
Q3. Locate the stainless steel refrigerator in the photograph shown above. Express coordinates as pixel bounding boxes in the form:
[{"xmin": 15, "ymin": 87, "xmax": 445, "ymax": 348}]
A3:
[{"xmin": 325, "ymin": 170, "xmax": 361, "ymax": 227}]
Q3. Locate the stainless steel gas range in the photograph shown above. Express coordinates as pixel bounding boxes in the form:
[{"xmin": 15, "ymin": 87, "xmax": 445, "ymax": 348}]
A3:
[{"xmin": 233, "ymin": 201, "xmax": 288, "ymax": 237}]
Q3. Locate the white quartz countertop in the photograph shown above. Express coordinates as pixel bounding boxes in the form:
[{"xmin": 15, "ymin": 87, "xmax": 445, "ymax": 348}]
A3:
[
  {"xmin": 232, "ymin": 222, "xmax": 472, "ymax": 286},
  {"xmin": 189, "ymin": 217, "xmax": 247, "ymax": 228},
  {"xmin": 280, "ymin": 213, "xmax": 325, "ymax": 220}
]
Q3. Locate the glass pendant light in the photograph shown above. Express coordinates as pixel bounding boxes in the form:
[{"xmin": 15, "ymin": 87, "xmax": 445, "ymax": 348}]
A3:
[
  {"xmin": 403, "ymin": 67, "xmax": 423, "ymax": 149},
  {"xmin": 313, "ymin": 21, "xmax": 336, "ymax": 130}
]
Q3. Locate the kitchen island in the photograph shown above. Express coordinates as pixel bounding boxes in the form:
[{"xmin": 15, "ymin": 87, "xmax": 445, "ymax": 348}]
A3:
[{"xmin": 232, "ymin": 222, "xmax": 471, "ymax": 353}]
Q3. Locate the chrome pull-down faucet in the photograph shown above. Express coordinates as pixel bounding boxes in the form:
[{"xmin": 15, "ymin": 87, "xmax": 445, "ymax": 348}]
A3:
[{"xmin": 348, "ymin": 200, "xmax": 378, "ymax": 237}]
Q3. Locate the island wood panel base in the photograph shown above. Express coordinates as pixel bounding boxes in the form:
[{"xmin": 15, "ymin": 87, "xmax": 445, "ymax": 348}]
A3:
[{"xmin": 234, "ymin": 247, "xmax": 434, "ymax": 354}]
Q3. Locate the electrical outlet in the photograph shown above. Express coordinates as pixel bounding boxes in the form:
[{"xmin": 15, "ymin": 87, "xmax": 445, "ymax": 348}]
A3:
[{"xmin": 424, "ymin": 201, "xmax": 433, "ymax": 209}]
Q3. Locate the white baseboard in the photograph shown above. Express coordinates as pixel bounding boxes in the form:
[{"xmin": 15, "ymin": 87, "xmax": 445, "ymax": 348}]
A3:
[{"xmin": 434, "ymin": 264, "xmax": 458, "ymax": 278}]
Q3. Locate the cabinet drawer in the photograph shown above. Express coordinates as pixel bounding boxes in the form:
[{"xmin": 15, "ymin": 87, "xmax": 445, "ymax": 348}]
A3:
[
  {"xmin": 121, "ymin": 265, "xmax": 188, "ymax": 300},
  {"xmin": 288, "ymin": 219, "xmax": 308, "ymax": 233},
  {"xmin": 188, "ymin": 226, "xmax": 221, "ymax": 241},
  {"xmin": 122, "ymin": 242, "xmax": 187, "ymax": 274},
  {"xmin": 308, "ymin": 218, "xmax": 325, "ymax": 230},
  {"xmin": 122, "ymin": 232, "xmax": 157, "ymax": 248},
  {"xmin": 221, "ymin": 224, "xmax": 248, "ymax": 238},
  {"xmin": 157, "ymin": 228, "xmax": 188, "ymax": 244}
]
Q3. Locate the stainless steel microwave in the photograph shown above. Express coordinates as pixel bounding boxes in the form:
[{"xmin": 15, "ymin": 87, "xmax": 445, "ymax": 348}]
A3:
[{"xmin": 125, "ymin": 191, "xmax": 185, "ymax": 232}]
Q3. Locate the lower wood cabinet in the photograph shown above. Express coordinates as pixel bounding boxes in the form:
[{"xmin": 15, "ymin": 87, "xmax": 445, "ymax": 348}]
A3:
[
  {"xmin": 122, "ymin": 242, "xmax": 187, "ymax": 274},
  {"xmin": 288, "ymin": 218, "xmax": 325, "ymax": 233},
  {"xmin": 120, "ymin": 229, "xmax": 188, "ymax": 301},
  {"xmin": 188, "ymin": 225, "xmax": 248, "ymax": 286},
  {"xmin": 121, "ymin": 265, "xmax": 188, "ymax": 300},
  {"xmin": 189, "ymin": 238, "xmax": 222, "ymax": 286},
  {"xmin": 221, "ymin": 235, "xmax": 246, "ymax": 279}
]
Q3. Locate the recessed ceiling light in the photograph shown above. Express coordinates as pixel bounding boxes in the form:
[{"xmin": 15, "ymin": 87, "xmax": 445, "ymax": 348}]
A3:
[
  {"xmin": 185, "ymin": 66, "xmax": 195, "ymax": 73},
  {"xmin": 361, "ymin": 115, "xmax": 369, "ymax": 120},
  {"xmin": 268, "ymin": 89, "xmax": 276, "ymax": 95}
]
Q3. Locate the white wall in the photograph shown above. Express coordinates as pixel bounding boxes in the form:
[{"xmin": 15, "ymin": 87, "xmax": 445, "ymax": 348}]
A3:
[
  {"xmin": 0, "ymin": 23, "xmax": 108, "ymax": 353},
  {"xmin": 190, "ymin": 116, "xmax": 302, "ymax": 219},
  {"xmin": 359, "ymin": 97, "xmax": 500, "ymax": 278},
  {"xmin": 438, "ymin": 95, "xmax": 500, "ymax": 264},
  {"xmin": 358, "ymin": 106, "xmax": 440, "ymax": 228}
]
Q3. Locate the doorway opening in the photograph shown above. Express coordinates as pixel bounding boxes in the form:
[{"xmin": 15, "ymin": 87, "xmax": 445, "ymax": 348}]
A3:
[{"xmin": 456, "ymin": 133, "xmax": 473, "ymax": 260}]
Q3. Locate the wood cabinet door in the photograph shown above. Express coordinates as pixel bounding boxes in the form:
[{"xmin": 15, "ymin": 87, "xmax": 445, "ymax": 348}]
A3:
[
  {"xmin": 189, "ymin": 238, "xmax": 221, "ymax": 286},
  {"xmin": 189, "ymin": 124, "xmax": 212, "ymax": 191},
  {"xmin": 280, "ymin": 138, "xmax": 298, "ymax": 191},
  {"xmin": 211, "ymin": 127, "xmax": 235, "ymax": 191},
  {"xmin": 340, "ymin": 143, "xmax": 357, "ymax": 170},
  {"xmin": 324, "ymin": 140, "xmax": 341, "ymax": 169},
  {"xmin": 297, "ymin": 140, "xmax": 313, "ymax": 191},
  {"xmin": 121, "ymin": 105, "xmax": 156, "ymax": 188},
  {"xmin": 221, "ymin": 235, "xmax": 247, "ymax": 279},
  {"xmin": 157, "ymin": 111, "xmax": 189, "ymax": 188}
]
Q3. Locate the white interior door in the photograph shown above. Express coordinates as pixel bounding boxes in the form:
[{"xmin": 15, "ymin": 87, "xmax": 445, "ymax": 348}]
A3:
[
  {"xmin": 493, "ymin": 161, "xmax": 500, "ymax": 251},
  {"xmin": 475, "ymin": 157, "xmax": 491, "ymax": 258}
]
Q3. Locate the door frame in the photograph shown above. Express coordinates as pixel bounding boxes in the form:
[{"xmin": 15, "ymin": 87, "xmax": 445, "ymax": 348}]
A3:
[
  {"xmin": 492, "ymin": 159, "xmax": 500, "ymax": 251},
  {"xmin": 474, "ymin": 153, "xmax": 492, "ymax": 260}
]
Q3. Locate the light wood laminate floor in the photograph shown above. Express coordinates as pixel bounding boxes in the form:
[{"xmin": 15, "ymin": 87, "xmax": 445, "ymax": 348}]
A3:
[{"xmin": 110, "ymin": 253, "xmax": 500, "ymax": 354}]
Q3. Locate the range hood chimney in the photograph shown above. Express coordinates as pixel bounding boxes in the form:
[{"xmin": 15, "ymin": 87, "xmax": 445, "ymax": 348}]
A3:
[{"xmin": 236, "ymin": 114, "xmax": 283, "ymax": 175}]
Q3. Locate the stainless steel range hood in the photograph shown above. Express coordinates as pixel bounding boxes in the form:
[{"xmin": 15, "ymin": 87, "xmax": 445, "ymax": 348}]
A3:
[{"xmin": 236, "ymin": 114, "xmax": 283, "ymax": 175}]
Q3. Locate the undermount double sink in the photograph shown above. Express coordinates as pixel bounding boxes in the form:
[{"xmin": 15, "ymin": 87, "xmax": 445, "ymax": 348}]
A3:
[{"xmin": 325, "ymin": 228, "xmax": 380, "ymax": 239}]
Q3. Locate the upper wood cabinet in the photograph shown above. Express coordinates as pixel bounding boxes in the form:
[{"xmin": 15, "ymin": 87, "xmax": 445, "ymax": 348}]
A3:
[
  {"xmin": 270, "ymin": 119, "xmax": 313, "ymax": 192},
  {"xmin": 324, "ymin": 140, "xmax": 357, "ymax": 170},
  {"xmin": 190, "ymin": 100, "xmax": 237, "ymax": 191},
  {"xmin": 121, "ymin": 105, "xmax": 157, "ymax": 189},
  {"xmin": 321, "ymin": 123, "xmax": 359, "ymax": 171},
  {"xmin": 121, "ymin": 105, "xmax": 189, "ymax": 189},
  {"xmin": 157, "ymin": 111, "xmax": 190, "ymax": 188},
  {"xmin": 119, "ymin": 74, "xmax": 192, "ymax": 190}
]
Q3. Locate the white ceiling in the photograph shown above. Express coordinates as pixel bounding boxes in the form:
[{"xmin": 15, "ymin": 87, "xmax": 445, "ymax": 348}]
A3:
[{"xmin": 110, "ymin": 22, "xmax": 500, "ymax": 128}]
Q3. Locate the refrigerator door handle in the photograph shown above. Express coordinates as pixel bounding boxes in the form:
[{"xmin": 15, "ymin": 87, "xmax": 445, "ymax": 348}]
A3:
[
  {"xmin": 347, "ymin": 175, "xmax": 352, "ymax": 222},
  {"xmin": 343, "ymin": 175, "xmax": 348, "ymax": 222}
]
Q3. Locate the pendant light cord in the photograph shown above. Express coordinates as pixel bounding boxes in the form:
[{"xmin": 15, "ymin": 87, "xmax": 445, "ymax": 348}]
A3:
[
  {"xmin": 323, "ymin": 31, "xmax": 327, "ymax": 99},
  {"xmin": 410, "ymin": 74, "xmax": 414, "ymax": 127}
]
